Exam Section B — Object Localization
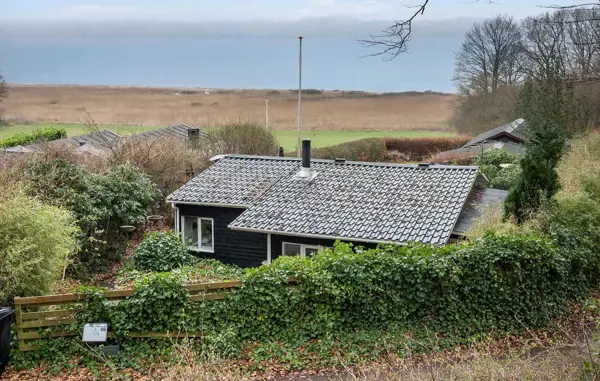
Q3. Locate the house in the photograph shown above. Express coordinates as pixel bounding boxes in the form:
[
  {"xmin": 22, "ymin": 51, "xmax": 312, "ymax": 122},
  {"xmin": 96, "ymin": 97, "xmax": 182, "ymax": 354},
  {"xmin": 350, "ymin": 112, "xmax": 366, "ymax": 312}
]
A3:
[
  {"xmin": 167, "ymin": 139, "xmax": 506, "ymax": 268},
  {"xmin": 2, "ymin": 124, "xmax": 206, "ymax": 155},
  {"xmin": 435, "ymin": 118, "xmax": 527, "ymax": 163}
]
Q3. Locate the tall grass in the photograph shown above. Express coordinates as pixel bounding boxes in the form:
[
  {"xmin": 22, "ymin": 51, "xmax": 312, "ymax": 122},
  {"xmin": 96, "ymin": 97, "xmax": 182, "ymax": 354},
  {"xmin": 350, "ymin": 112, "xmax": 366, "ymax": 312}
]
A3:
[{"xmin": 559, "ymin": 132, "xmax": 600, "ymax": 194}]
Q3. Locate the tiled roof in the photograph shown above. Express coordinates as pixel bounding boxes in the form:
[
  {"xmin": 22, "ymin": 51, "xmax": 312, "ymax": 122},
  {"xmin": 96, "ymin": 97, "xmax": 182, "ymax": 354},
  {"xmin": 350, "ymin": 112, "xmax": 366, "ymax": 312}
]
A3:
[
  {"xmin": 167, "ymin": 156, "xmax": 299, "ymax": 205},
  {"xmin": 464, "ymin": 118, "xmax": 527, "ymax": 147},
  {"xmin": 132, "ymin": 124, "xmax": 208, "ymax": 140},
  {"xmin": 453, "ymin": 188, "xmax": 508, "ymax": 235},
  {"xmin": 168, "ymin": 155, "xmax": 479, "ymax": 245},
  {"xmin": 433, "ymin": 142, "xmax": 525, "ymax": 163},
  {"xmin": 229, "ymin": 160, "xmax": 478, "ymax": 244}
]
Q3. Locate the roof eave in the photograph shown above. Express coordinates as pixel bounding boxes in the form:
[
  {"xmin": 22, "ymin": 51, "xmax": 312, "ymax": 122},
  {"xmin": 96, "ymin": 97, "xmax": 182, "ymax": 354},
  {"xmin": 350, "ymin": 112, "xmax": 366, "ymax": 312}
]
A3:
[
  {"xmin": 226, "ymin": 225, "xmax": 452, "ymax": 246},
  {"xmin": 168, "ymin": 200, "xmax": 248, "ymax": 208}
]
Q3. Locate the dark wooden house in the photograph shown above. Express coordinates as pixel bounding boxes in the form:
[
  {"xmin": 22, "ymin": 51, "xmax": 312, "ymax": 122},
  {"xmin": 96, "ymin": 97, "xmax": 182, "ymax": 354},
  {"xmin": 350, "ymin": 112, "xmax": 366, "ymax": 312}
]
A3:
[{"xmin": 167, "ymin": 140, "xmax": 506, "ymax": 268}]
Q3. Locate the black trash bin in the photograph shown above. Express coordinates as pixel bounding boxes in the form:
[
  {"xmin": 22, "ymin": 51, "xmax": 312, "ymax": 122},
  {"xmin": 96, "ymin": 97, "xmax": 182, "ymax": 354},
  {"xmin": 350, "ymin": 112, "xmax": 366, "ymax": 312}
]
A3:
[{"xmin": 0, "ymin": 308, "xmax": 14, "ymax": 375}]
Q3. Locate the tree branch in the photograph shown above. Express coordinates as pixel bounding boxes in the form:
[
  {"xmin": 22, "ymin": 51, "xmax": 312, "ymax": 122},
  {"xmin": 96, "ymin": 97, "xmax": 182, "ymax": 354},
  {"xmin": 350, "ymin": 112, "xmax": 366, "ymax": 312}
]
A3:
[{"xmin": 358, "ymin": 0, "xmax": 430, "ymax": 60}]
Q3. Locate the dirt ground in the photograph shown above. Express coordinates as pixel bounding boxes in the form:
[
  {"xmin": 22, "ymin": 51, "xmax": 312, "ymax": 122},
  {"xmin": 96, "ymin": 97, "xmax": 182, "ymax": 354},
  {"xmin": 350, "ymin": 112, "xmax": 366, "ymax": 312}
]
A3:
[{"xmin": 2, "ymin": 85, "xmax": 457, "ymax": 132}]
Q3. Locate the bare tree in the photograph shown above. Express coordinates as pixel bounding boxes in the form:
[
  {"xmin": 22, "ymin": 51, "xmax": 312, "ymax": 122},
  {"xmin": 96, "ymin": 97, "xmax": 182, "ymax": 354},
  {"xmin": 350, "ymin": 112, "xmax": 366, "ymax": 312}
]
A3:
[
  {"xmin": 454, "ymin": 15, "xmax": 523, "ymax": 96},
  {"xmin": 521, "ymin": 11, "xmax": 570, "ymax": 81},
  {"xmin": 565, "ymin": 8, "xmax": 600, "ymax": 78}
]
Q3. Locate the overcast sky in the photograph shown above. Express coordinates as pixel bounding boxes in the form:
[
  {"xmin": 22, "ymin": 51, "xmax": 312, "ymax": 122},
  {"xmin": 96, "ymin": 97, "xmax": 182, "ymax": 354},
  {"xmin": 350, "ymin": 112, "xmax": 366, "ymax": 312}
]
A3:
[{"xmin": 1, "ymin": 0, "xmax": 580, "ymax": 22}]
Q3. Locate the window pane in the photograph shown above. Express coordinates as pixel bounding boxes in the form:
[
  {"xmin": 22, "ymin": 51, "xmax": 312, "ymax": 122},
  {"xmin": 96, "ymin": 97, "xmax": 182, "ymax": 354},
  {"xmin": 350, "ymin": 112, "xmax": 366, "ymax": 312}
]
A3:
[
  {"xmin": 200, "ymin": 219, "xmax": 213, "ymax": 249},
  {"xmin": 283, "ymin": 243, "xmax": 302, "ymax": 256},
  {"xmin": 183, "ymin": 216, "xmax": 198, "ymax": 247},
  {"xmin": 305, "ymin": 247, "xmax": 320, "ymax": 257}
]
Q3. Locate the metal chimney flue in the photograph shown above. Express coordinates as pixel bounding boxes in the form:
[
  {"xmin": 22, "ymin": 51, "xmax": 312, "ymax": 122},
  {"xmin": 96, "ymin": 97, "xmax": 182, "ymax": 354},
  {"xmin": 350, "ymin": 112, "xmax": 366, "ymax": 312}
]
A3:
[
  {"xmin": 298, "ymin": 139, "xmax": 312, "ymax": 179},
  {"xmin": 302, "ymin": 139, "xmax": 311, "ymax": 169}
]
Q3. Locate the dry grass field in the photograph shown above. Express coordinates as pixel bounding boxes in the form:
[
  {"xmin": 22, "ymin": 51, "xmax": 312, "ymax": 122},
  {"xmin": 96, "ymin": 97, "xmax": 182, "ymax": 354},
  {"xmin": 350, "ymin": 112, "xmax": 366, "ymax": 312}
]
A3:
[{"xmin": 3, "ymin": 85, "xmax": 457, "ymax": 132}]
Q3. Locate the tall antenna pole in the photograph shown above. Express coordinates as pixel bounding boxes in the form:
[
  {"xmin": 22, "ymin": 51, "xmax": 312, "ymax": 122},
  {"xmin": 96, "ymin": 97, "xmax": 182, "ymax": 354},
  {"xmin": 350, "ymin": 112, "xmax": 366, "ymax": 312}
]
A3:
[
  {"xmin": 297, "ymin": 36, "xmax": 303, "ymax": 158},
  {"xmin": 265, "ymin": 96, "xmax": 269, "ymax": 131}
]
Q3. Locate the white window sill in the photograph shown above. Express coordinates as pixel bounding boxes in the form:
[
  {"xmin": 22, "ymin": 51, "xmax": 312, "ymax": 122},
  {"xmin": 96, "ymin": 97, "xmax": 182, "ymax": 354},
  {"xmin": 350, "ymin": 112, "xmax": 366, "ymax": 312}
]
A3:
[{"xmin": 188, "ymin": 246, "xmax": 215, "ymax": 254}]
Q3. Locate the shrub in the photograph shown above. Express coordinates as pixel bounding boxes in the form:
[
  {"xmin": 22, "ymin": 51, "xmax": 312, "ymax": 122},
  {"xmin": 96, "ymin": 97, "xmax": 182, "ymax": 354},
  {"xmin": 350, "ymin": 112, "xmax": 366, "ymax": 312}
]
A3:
[
  {"xmin": 310, "ymin": 138, "xmax": 387, "ymax": 162},
  {"xmin": 209, "ymin": 121, "xmax": 279, "ymax": 156},
  {"xmin": 0, "ymin": 182, "xmax": 79, "ymax": 305},
  {"xmin": 109, "ymin": 135, "xmax": 214, "ymax": 196},
  {"xmin": 26, "ymin": 159, "xmax": 161, "ymax": 279},
  {"xmin": 505, "ymin": 80, "xmax": 573, "ymax": 222},
  {"xmin": 134, "ymin": 231, "xmax": 196, "ymax": 272},
  {"xmin": 0, "ymin": 126, "xmax": 66, "ymax": 148},
  {"xmin": 474, "ymin": 149, "xmax": 521, "ymax": 190}
]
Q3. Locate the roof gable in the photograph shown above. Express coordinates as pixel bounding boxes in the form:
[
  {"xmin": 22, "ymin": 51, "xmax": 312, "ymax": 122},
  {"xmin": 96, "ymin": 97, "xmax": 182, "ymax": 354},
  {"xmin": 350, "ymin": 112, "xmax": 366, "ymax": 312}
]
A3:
[{"xmin": 464, "ymin": 118, "xmax": 526, "ymax": 147}]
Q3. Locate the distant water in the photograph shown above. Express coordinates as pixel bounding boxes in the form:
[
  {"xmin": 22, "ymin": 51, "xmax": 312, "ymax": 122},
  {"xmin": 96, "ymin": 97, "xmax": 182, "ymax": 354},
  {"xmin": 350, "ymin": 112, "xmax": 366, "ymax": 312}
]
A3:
[{"xmin": 0, "ymin": 37, "xmax": 459, "ymax": 93}]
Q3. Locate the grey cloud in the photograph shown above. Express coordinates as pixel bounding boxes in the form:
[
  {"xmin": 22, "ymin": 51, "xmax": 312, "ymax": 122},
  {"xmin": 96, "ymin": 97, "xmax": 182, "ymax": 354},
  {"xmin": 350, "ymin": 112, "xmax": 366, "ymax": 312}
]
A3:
[{"xmin": 0, "ymin": 17, "xmax": 477, "ymax": 39}]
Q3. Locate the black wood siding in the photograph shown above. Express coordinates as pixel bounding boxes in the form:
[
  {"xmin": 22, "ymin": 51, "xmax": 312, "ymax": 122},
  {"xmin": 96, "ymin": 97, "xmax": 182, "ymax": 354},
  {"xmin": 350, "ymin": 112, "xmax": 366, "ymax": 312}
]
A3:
[
  {"xmin": 271, "ymin": 234, "xmax": 378, "ymax": 261},
  {"xmin": 176, "ymin": 204, "xmax": 267, "ymax": 268}
]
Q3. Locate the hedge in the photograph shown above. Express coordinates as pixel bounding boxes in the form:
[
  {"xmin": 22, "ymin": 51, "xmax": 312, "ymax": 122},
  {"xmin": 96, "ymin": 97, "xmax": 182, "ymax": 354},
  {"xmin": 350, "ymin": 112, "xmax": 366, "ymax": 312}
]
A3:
[
  {"xmin": 310, "ymin": 138, "xmax": 387, "ymax": 162},
  {"xmin": 0, "ymin": 126, "xmax": 67, "ymax": 148},
  {"xmin": 72, "ymin": 232, "xmax": 595, "ymax": 346}
]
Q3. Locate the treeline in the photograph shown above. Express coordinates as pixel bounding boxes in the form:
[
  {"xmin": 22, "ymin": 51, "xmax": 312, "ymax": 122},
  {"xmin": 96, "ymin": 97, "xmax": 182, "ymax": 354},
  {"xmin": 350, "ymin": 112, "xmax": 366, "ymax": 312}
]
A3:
[{"xmin": 452, "ymin": 8, "xmax": 600, "ymax": 134}]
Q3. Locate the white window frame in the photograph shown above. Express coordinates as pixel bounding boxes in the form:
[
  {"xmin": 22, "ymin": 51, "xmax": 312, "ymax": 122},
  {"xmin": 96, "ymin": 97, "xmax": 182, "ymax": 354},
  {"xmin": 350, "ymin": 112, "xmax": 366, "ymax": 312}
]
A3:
[
  {"xmin": 282, "ymin": 242, "xmax": 328, "ymax": 258},
  {"xmin": 180, "ymin": 216, "xmax": 215, "ymax": 253}
]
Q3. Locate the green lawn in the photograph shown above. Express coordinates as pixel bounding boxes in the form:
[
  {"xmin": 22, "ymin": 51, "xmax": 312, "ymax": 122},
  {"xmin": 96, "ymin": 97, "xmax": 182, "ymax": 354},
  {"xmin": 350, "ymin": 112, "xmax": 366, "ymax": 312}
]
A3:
[
  {"xmin": 274, "ymin": 130, "xmax": 458, "ymax": 151},
  {"xmin": 0, "ymin": 123, "xmax": 458, "ymax": 151}
]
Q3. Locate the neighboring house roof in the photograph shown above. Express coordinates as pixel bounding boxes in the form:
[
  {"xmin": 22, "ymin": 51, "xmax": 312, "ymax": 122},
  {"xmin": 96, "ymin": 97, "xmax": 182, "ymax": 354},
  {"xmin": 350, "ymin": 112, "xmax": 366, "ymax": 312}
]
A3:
[
  {"xmin": 3, "ymin": 129, "xmax": 120, "ymax": 153},
  {"xmin": 169, "ymin": 155, "xmax": 480, "ymax": 245},
  {"xmin": 452, "ymin": 188, "xmax": 508, "ymax": 236},
  {"xmin": 131, "ymin": 124, "xmax": 208, "ymax": 141},
  {"xmin": 464, "ymin": 118, "xmax": 527, "ymax": 147},
  {"xmin": 433, "ymin": 119, "xmax": 527, "ymax": 164},
  {"xmin": 3, "ymin": 124, "xmax": 205, "ymax": 154},
  {"xmin": 434, "ymin": 141, "xmax": 526, "ymax": 163}
]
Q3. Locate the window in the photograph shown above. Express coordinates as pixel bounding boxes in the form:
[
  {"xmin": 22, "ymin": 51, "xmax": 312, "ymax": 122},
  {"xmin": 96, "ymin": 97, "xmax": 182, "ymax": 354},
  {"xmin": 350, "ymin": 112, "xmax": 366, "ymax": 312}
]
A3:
[
  {"xmin": 283, "ymin": 243, "xmax": 302, "ymax": 257},
  {"xmin": 181, "ymin": 216, "xmax": 214, "ymax": 253},
  {"xmin": 282, "ymin": 242, "xmax": 329, "ymax": 258}
]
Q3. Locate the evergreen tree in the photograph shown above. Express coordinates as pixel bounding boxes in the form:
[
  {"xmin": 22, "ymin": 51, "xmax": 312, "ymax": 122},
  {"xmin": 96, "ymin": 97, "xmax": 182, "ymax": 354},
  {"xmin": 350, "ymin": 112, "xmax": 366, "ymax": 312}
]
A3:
[{"xmin": 504, "ymin": 79, "xmax": 573, "ymax": 223}]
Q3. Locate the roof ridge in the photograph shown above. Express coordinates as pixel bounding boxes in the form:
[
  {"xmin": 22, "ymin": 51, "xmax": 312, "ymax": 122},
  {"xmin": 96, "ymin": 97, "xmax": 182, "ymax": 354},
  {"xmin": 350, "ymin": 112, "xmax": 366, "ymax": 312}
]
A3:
[{"xmin": 223, "ymin": 154, "xmax": 479, "ymax": 170}]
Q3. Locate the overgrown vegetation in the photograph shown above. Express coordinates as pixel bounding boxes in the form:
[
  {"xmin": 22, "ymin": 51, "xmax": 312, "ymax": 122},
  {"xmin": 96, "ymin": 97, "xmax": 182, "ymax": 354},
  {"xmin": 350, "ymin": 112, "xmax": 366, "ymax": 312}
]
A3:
[
  {"xmin": 474, "ymin": 148, "xmax": 521, "ymax": 190},
  {"xmin": 209, "ymin": 121, "xmax": 279, "ymax": 156},
  {"xmin": 25, "ymin": 159, "xmax": 160, "ymax": 279},
  {"xmin": 505, "ymin": 80, "xmax": 573, "ymax": 222},
  {"xmin": 133, "ymin": 231, "xmax": 196, "ymax": 272},
  {"xmin": 0, "ymin": 126, "xmax": 66, "ymax": 148},
  {"xmin": 0, "ymin": 179, "xmax": 79, "ymax": 305}
]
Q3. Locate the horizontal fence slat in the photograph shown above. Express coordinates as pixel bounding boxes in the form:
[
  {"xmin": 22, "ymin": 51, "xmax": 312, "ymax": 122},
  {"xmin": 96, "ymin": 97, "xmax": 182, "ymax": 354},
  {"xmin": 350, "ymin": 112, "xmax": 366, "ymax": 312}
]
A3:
[
  {"xmin": 20, "ymin": 330, "xmax": 79, "ymax": 340},
  {"xmin": 22, "ymin": 309, "xmax": 78, "ymax": 321},
  {"xmin": 189, "ymin": 293, "xmax": 229, "ymax": 302},
  {"xmin": 19, "ymin": 343, "xmax": 39, "ymax": 352},
  {"xmin": 15, "ymin": 294, "xmax": 84, "ymax": 305},
  {"xmin": 184, "ymin": 281, "xmax": 242, "ymax": 292},
  {"xmin": 18, "ymin": 318, "xmax": 77, "ymax": 329}
]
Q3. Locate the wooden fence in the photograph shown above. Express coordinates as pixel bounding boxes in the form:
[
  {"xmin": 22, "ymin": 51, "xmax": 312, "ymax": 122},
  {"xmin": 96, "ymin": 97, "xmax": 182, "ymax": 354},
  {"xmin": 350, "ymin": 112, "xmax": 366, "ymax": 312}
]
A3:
[{"xmin": 13, "ymin": 280, "xmax": 242, "ymax": 352}]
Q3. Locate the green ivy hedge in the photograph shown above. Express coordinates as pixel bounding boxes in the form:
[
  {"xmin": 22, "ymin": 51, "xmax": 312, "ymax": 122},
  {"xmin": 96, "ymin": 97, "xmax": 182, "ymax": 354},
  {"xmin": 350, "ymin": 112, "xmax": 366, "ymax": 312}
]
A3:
[
  {"xmin": 0, "ymin": 126, "xmax": 66, "ymax": 148},
  {"xmin": 12, "ymin": 228, "xmax": 600, "ymax": 371},
  {"xmin": 72, "ymin": 232, "xmax": 595, "ymax": 346}
]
